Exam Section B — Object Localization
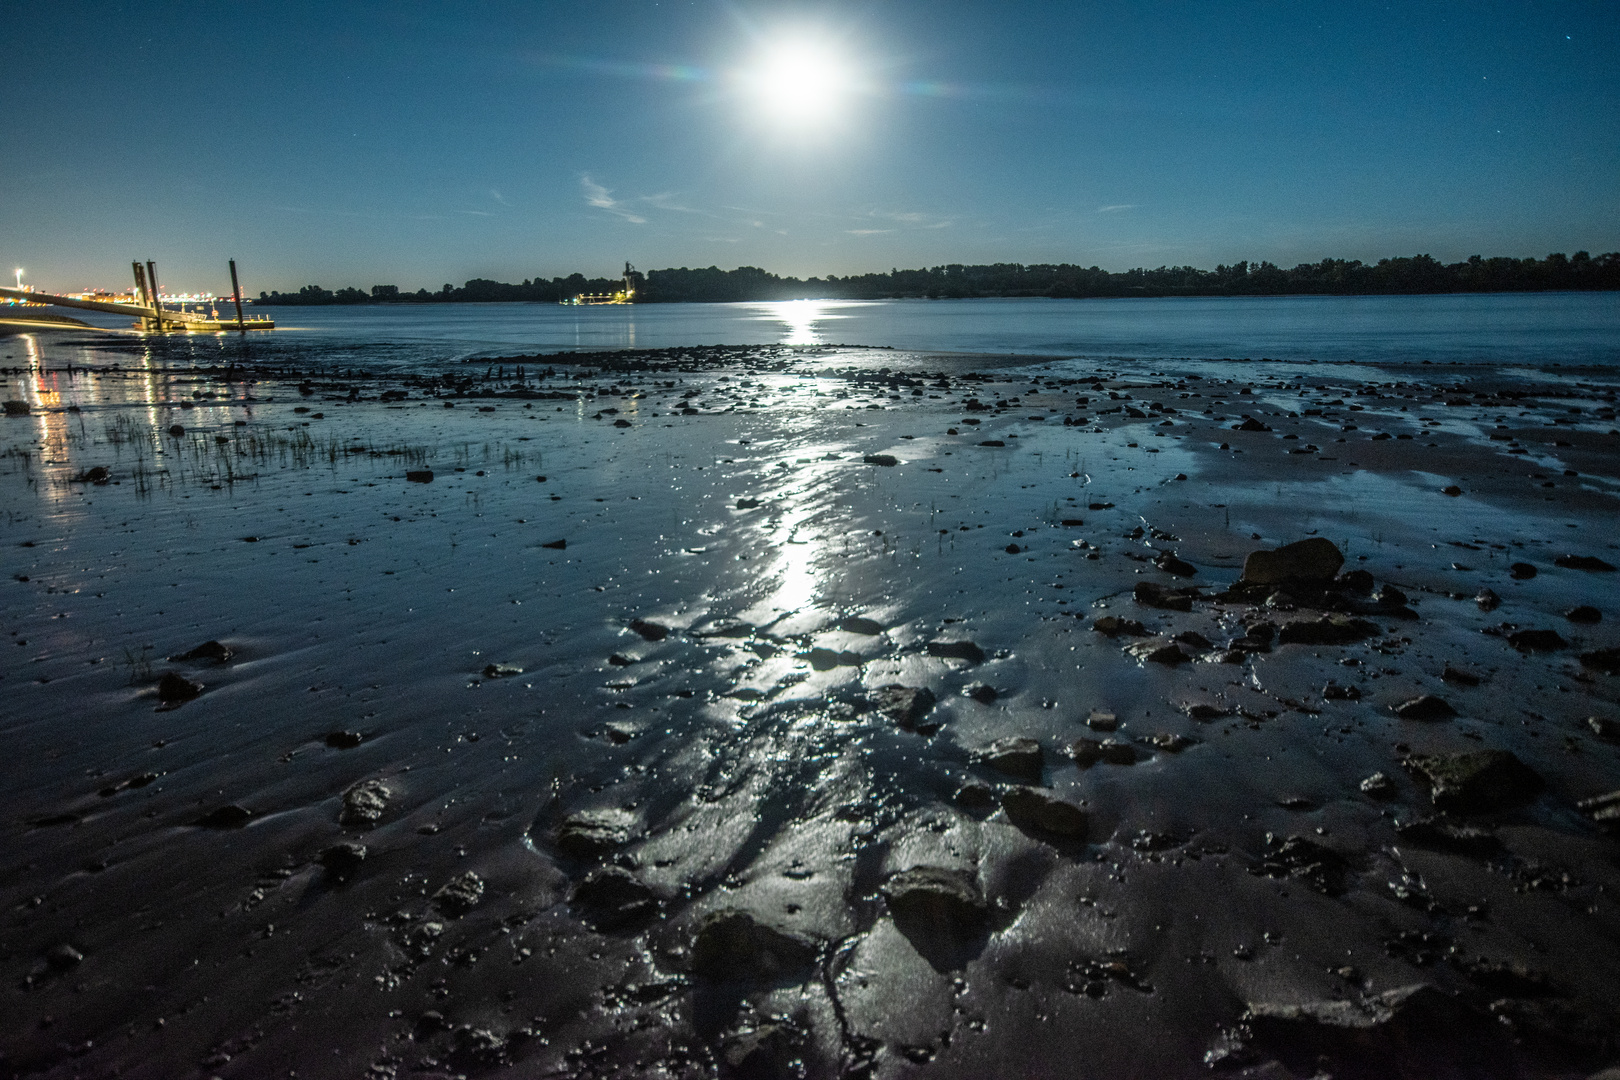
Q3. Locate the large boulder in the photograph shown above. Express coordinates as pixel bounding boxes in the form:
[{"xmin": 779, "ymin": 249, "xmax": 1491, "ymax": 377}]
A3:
[{"xmin": 1240, "ymin": 537, "xmax": 1345, "ymax": 585}]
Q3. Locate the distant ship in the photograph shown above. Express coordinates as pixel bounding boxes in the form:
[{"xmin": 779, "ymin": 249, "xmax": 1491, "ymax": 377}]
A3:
[{"xmin": 561, "ymin": 262, "xmax": 640, "ymax": 305}]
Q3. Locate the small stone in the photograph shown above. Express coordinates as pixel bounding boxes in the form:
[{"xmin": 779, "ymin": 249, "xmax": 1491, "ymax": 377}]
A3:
[
  {"xmin": 1554, "ymin": 554, "xmax": 1617, "ymax": 572},
  {"xmin": 1508, "ymin": 562, "xmax": 1536, "ymax": 580},
  {"xmin": 1240, "ymin": 537, "xmax": 1344, "ymax": 585},
  {"xmin": 45, "ymin": 944, "xmax": 83, "ymax": 970},
  {"xmin": 541, "ymin": 538, "xmax": 566, "ymax": 550},
  {"xmin": 1508, "ymin": 628, "xmax": 1566, "ymax": 651},
  {"xmin": 324, "ymin": 730, "xmax": 363, "ymax": 749},
  {"xmin": 1441, "ymin": 485, "xmax": 1462, "ymax": 496},
  {"xmin": 954, "ymin": 782, "xmax": 1000, "ymax": 812},
  {"xmin": 882, "ymin": 867, "xmax": 988, "ymax": 938},
  {"xmin": 1071, "ymin": 737, "xmax": 1139, "ymax": 766},
  {"xmin": 1134, "ymin": 581, "xmax": 1192, "ymax": 611},
  {"xmin": 839, "ymin": 616, "xmax": 883, "ymax": 635},
  {"xmin": 977, "ymin": 737, "xmax": 1042, "ymax": 781},
  {"xmin": 432, "ymin": 871, "xmax": 486, "ymax": 916},
  {"xmin": 1255, "ymin": 833, "xmax": 1348, "ymax": 895},
  {"xmin": 1587, "ymin": 716, "xmax": 1620, "ymax": 742},
  {"xmin": 340, "ymin": 780, "xmax": 390, "ymax": 827},
  {"xmin": 871, "ymin": 685, "xmax": 938, "ymax": 731},
  {"xmin": 196, "ymin": 804, "xmax": 253, "ymax": 829},
  {"xmin": 571, "ymin": 867, "xmax": 657, "ymax": 930},
  {"xmin": 1394, "ymin": 695, "xmax": 1456, "ymax": 721},
  {"xmin": 1403, "ymin": 749, "xmax": 1544, "ymax": 814},
  {"xmin": 405, "ymin": 470, "xmax": 434, "ymax": 483},
  {"xmin": 4, "ymin": 399, "xmax": 33, "ymax": 416},
  {"xmin": 1322, "ymin": 682, "xmax": 1362, "ymax": 700},
  {"xmin": 1441, "ymin": 664, "xmax": 1481, "ymax": 686},
  {"xmin": 169, "ymin": 640, "xmax": 233, "ymax": 663},
  {"xmin": 482, "ymin": 663, "xmax": 522, "ymax": 678},
  {"xmin": 1091, "ymin": 615, "xmax": 1147, "ymax": 637},
  {"xmin": 156, "ymin": 671, "xmax": 202, "ymax": 703},
  {"xmin": 689, "ymin": 910, "xmax": 818, "ymax": 980},
  {"xmin": 1087, "ymin": 709, "xmax": 1119, "ymax": 731},
  {"xmin": 927, "ymin": 639, "xmax": 985, "ymax": 663},
  {"xmin": 555, "ymin": 808, "xmax": 637, "ymax": 858},
  {"xmin": 1565, "ymin": 605, "xmax": 1602, "ymax": 624},
  {"xmin": 1393, "ymin": 817, "xmax": 1502, "ymax": 857},
  {"xmin": 963, "ymin": 682, "xmax": 998, "ymax": 704},
  {"xmin": 1277, "ymin": 616, "xmax": 1379, "ymax": 646},
  {"xmin": 1155, "ymin": 552, "xmax": 1197, "ymax": 577},
  {"xmin": 607, "ymin": 653, "xmax": 633, "ymax": 667},
  {"xmin": 1001, "ymin": 787, "xmax": 1088, "ymax": 839},
  {"xmin": 1360, "ymin": 772, "xmax": 1397, "ymax": 799},
  {"xmin": 1146, "ymin": 732, "xmax": 1196, "ymax": 752},
  {"xmin": 863, "ymin": 454, "xmax": 898, "ymax": 467},
  {"xmin": 319, "ymin": 842, "xmax": 368, "ymax": 878},
  {"xmin": 1128, "ymin": 641, "xmax": 1189, "ymax": 666},
  {"xmin": 629, "ymin": 618, "xmax": 669, "ymax": 641}
]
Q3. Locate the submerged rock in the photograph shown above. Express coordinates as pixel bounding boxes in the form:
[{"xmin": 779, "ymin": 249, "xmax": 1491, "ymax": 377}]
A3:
[
  {"xmin": 1403, "ymin": 750, "xmax": 1543, "ymax": 814},
  {"xmin": 1001, "ymin": 787, "xmax": 1088, "ymax": 838},
  {"xmin": 555, "ymin": 808, "xmax": 637, "ymax": 858},
  {"xmin": 872, "ymin": 684, "xmax": 938, "ymax": 731},
  {"xmin": 977, "ymin": 736, "xmax": 1043, "ymax": 781},
  {"xmin": 1240, "ymin": 537, "xmax": 1344, "ymax": 585},
  {"xmin": 571, "ymin": 867, "xmax": 658, "ymax": 930},
  {"xmin": 1554, "ymin": 554, "xmax": 1617, "ymax": 572},
  {"xmin": 689, "ymin": 910, "xmax": 818, "ymax": 981}
]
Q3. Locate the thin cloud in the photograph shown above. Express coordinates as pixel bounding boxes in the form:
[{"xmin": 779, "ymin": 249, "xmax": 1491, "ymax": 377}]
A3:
[
  {"xmin": 847, "ymin": 228, "xmax": 896, "ymax": 236},
  {"xmin": 490, "ymin": 189, "xmax": 509, "ymax": 205},
  {"xmin": 458, "ymin": 209, "xmax": 493, "ymax": 216},
  {"xmin": 1097, "ymin": 204, "xmax": 1138, "ymax": 213},
  {"xmin": 580, "ymin": 175, "xmax": 647, "ymax": 224}
]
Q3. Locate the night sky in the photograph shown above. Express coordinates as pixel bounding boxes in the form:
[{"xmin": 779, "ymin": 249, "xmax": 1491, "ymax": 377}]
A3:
[{"xmin": 4, "ymin": 1, "xmax": 1617, "ymax": 294}]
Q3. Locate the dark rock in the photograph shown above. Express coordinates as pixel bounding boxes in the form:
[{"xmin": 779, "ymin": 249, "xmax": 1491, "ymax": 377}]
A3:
[
  {"xmin": 1336, "ymin": 569, "xmax": 1376, "ymax": 593},
  {"xmin": 340, "ymin": 780, "xmax": 390, "ymax": 827},
  {"xmin": 482, "ymin": 663, "xmax": 522, "ymax": 678},
  {"xmin": 1508, "ymin": 628, "xmax": 1566, "ymax": 651},
  {"xmin": 1404, "ymin": 750, "xmax": 1543, "ymax": 814},
  {"xmin": 608, "ymin": 653, "xmax": 633, "ymax": 666},
  {"xmin": 1001, "ymin": 787, "xmax": 1088, "ymax": 839},
  {"xmin": 432, "ymin": 871, "xmax": 486, "ymax": 916},
  {"xmin": 838, "ymin": 616, "xmax": 883, "ymax": 635},
  {"xmin": 1071, "ymin": 738, "xmax": 1140, "ymax": 766},
  {"xmin": 1134, "ymin": 581, "xmax": 1192, "ymax": 611},
  {"xmin": 169, "ymin": 640, "xmax": 233, "ymax": 663},
  {"xmin": 1182, "ymin": 704, "xmax": 1224, "ymax": 722},
  {"xmin": 1360, "ymin": 772, "xmax": 1397, "ymax": 799},
  {"xmin": 735, "ymin": 497, "xmax": 760, "ymax": 509},
  {"xmin": 571, "ymin": 867, "xmax": 658, "ymax": 930},
  {"xmin": 1394, "ymin": 694, "xmax": 1456, "ymax": 721},
  {"xmin": 1127, "ymin": 640, "xmax": 1190, "ymax": 665},
  {"xmin": 1004, "ymin": 543, "xmax": 1022, "ymax": 554},
  {"xmin": 872, "ymin": 684, "xmax": 938, "ymax": 730},
  {"xmin": 863, "ymin": 453, "xmax": 898, "ymax": 467},
  {"xmin": 1565, "ymin": 605, "xmax": 1602, "ymax": 624},
  {"xmin": 1276, "ymin": 795, "xmax": 1317, "ymax": 811},
  {"xmin": 927, "ymin": 639, "xmax": 985, "ymax": 663},
  {"xmin": 1580, "ymin": 646, "xmax": 1620, "ymax": 674},
  {"xmin": 1277, "ymin": 616, "xmax": 1379, "ymax": 645},
  {"xmin": 689, "ymin": 910, "xmax": 818, "ymax": 981},
  {"xmin": 977, "ymin": 737, "xmax": 1042, "ymax": 781},
  {"xmin": 979, "ymin": 439, "xmax": 1005, "ymax": 447},
  {"xmin": 4, "ymin": 399, "xmax": 32, "ymax": 416},
  {"xmin": 1234, "ymin": 417, "xmax": 1272, "ymax": 432},
  {"xmin": 1090, "ymin": 615, "xmax": 1147, "ymax": 637},
  {"xmin": 319, "ymin": 842, "xmax": 368, "ymax": 878},
  {"xmin": 629, "ymin": 618, "xmax": 669, "ymax": 641},
  {"xmin": 75, "ymin": 465, "xmax": 111, "ymax": 484},
  {"xmin": 1587, "ymin": 715, "xmax": 1620, "ymax": 742},
  {"xmin": 954, "ymin": 782, "xmax": 1000, "ymax": 812},
  {"xmin": 1240, "ymin": 537, "xmax": 1344, "ymax": 584},
  {"xmin": 613, "ymin": 418, "xmax": 631, "ymax": 427},
  {"xmin": 167, "ymin": 424, "xmax": 184, "ymax": 437},
  {"xmin": 963, "ymin": 681, "xmax": 998, "ymax": 704},
  {"xmin": 1554, "ymin": 554, "xmax": 1617, "ymax": 572},
  {"xmin": 1393, "ymin": 817, "xmax": 1502, "ymax": 857},
  {"xmin": 1145, "ymin": 732, "xmax": 1196, "ymax": 752},
  {"xmin": 405, "ymin": 470, "xmax": 433, "ymax": 483},
  {"xmin": 1374, "ymin": 584, "xmax": 1407, "ymax": 605},
  {"xmin": 46, "ymin": 943, "xmax": 83, "ymax": 970},
  {"xmin": 1441, "ymin": 664, "xmax": 1481, "ymax": 686},
  {"xmin": 1155, "ymin": 552, "xmax": 1197, "ymax": 577},
  {"xmin": 555, "ymin": 808, "xmax": 637, "ymax": 858},
  {"xmin": 1508, "ymin": 562, "xmax": 1537, "ymax": 580},
  {"xmin": 1323, "ymin": 682, "xmax": 1362, "ymax": 700},
  {"xmin": 1577, "ymin": 790, "xmax": 1620, "ymax": 833},
  {"xmin": 1256, "ymin": 833, "xmax": 1348, "ymax": 894},
  {"xmin": 1441, "ymin": 485, "xmax": 1463, "ymax": 496},
  {"xmin": 325, "ymin": 730, "xmax": 363, "ymax": 749},
  {"xmin": 196, "ymin": 804, "xmax": 254, "ymax": 829},
  {"xmin": 156, "ymin": 671, "xmax": 202, "ymax": 702},
  {"xmin": 804, "ymin": 646, "xmax": 861, "ymax": 670},
  {"xmin": 1475, "ymin": 587, "xmax": 1501, "ymax": 611},
  {"xmin": 720, "ymin": 1023, "xmax": 799, "ymax": 1079},
  {"xmin": 882, "ymin": 867, "xmax": 988, "ymax": 940},
  {"xmin": 541, "ymin": 538, "xmax": 567, "ymax": 550}
]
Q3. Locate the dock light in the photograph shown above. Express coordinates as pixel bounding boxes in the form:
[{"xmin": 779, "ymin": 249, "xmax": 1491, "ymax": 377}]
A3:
[{"xmin": 14, "ymin": 269, "xmax": 21, "ymax": 289}]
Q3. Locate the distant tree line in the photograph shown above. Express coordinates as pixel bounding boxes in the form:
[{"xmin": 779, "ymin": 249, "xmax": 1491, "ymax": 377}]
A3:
[{"xmin": 253, "ymin": 250, "xmax": 1620, "ymax": 305}]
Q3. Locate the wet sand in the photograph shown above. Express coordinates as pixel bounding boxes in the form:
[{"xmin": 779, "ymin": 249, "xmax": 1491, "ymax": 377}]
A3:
[{"xmin": 2, "ymin": 346, "xmax": 1619, "ymax": 1079}]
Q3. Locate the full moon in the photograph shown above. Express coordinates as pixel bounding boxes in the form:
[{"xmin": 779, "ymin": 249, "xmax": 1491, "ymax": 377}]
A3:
[{"xmin": 745, "ymin": 41, "xmax": 851, "ymax": 129}]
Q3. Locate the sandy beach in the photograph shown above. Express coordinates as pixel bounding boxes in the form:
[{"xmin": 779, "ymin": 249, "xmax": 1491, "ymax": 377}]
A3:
[{"xmin": 3, "ymin": 346, "xmax": 1618, "ymax": 1079}]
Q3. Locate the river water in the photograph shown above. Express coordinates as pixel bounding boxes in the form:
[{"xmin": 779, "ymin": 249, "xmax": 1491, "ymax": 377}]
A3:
[{"xmin": 14, "ymin": 290, "xmax": 1620, "ymax": 372}]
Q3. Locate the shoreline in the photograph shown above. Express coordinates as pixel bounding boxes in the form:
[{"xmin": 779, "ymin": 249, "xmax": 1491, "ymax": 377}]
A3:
[{"xmin": 2, "ymin": 349, "xmax": 1618, "ymax": 1078}]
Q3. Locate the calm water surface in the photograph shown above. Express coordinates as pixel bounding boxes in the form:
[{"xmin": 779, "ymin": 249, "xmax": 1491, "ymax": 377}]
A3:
[{"xmin": 27, "ymin": 291, "xmax": 1620, "ymax": 371}]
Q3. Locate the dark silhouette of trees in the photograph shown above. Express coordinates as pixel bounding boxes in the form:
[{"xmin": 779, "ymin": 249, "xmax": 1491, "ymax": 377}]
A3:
[{"xmin": 253, "ymin": 251, "xmax": 1620, "ymax": 305}]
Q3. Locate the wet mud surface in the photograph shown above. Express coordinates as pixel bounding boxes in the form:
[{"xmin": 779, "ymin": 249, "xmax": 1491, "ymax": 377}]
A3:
[{"xmin": 3, "ymin": 345, "xmax": 1620, "ymax": 1078}]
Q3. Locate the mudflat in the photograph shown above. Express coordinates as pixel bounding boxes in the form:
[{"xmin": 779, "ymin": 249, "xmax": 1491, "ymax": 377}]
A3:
[{"xmin": 3, "ymin": 347, "xmax": 1618, "ymax": 1079}]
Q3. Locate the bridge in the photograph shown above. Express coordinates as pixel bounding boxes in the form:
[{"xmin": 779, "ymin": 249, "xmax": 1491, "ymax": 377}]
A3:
[{"xmin": 0, "ymin": 261, "xmax": 273, "ymax": 333}]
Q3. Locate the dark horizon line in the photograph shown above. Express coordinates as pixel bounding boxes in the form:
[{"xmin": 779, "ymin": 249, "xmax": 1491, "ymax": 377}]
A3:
[{"xmin": 252, "ymin": 250, "xmax": 1620, "ymax": 306}]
